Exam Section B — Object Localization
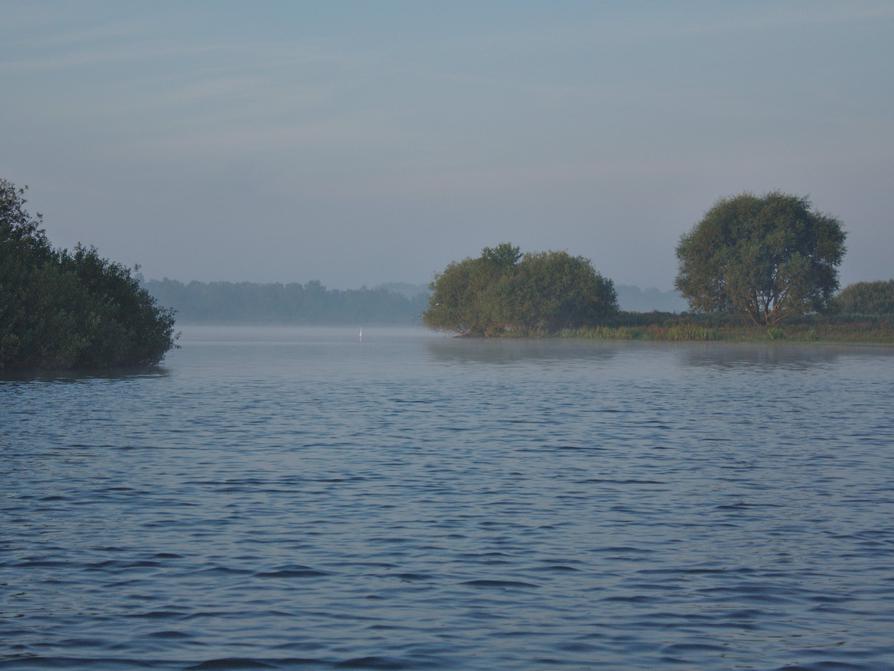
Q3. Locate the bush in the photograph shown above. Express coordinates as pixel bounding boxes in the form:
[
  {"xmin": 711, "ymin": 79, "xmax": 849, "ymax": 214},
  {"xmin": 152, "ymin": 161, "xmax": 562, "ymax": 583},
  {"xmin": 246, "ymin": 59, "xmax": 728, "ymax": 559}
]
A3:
[
  {"xmin": 834, "ymin": 280, "xmax": 894, "ymax": 316},
  {"xmin": 424, "ymin": 243, "xmax": 617, "ymax": 335},
  {"xmin": 0, "ymin": 179, "xmax": 176, "ymax": 370}
]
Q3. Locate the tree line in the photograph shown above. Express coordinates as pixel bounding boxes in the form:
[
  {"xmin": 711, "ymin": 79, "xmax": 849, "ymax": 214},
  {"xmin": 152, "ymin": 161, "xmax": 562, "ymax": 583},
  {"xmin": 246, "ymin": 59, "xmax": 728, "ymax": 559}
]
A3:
[
  {"xmin": 143, "ymin": 278, "xmax": 428, "ymax": 325},
  {"xmin": 426, "ymin": 192, "xmax": 894, "ymax": 335}
]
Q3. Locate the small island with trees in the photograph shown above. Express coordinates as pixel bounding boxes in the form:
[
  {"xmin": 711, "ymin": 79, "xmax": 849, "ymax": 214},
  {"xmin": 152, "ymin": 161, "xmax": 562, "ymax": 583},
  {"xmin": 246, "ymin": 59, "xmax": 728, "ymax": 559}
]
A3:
[{"xmin": 425, "ymin": 192, "xmax": 894, "ymax": 343}]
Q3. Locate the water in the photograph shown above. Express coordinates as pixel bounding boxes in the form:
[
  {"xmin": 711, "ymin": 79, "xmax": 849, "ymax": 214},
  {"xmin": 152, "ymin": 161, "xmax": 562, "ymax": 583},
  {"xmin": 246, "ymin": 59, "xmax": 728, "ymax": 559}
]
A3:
[{"xmin": 2, "ymin": 326, "xmax": 894, "ymax": 670}]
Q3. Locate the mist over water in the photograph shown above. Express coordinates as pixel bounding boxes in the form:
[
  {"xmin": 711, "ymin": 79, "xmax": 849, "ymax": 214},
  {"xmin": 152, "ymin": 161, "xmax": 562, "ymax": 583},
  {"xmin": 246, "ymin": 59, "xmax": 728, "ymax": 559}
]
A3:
[
  {"xmin": 5, "ymin": 2, "xmax": 894, "ymax": 667},
  {"xmin": 2, "ymin": 327, "xmax": 893, "ymax": 670}
]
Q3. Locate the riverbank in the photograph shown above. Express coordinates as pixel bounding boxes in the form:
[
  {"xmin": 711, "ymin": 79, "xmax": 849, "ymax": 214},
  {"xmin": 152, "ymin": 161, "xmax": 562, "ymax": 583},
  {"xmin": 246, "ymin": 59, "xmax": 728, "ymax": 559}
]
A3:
[{"xmin": 560, "ymin": 314, "xmax": 894, "ymax": 344}]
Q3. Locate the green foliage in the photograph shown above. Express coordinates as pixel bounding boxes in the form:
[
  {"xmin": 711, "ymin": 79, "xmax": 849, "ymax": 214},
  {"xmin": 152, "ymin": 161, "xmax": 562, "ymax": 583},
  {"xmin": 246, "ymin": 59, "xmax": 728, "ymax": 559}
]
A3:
[
  {"xmin": 481, "ymin": 242, "xmax": 523, "ymax": 270},
  {"xmin": 675, "ymin": 192, "xmax": 846, "ymax": 325},
  {"xmin": 565, "ymin": 324, "xmax": 723, "ymax": 341},
  {"xmin": 424, "ymin": 244, "xmax": 617, "ymax": 335},
  {"xmin": 565, "ymin": 311, "xmax": 894, "ymax": 343},
  {"xmin": 834, "ymin": 280, "xmax": 894, "ymax": 316},
  {"xmin": 503, "ymin": 251, "xmax": 618, "ymax": 332},
  {"xmin": 0, "ymin": 178, "xmax": 176, "ymax": 370},
  {"xmin": 766, "ymin": 326, "xmax": 786, "ymax": 340},
  {"xmin": 143, "ymin": 279, "xmax": 428, "ymax": 324}
]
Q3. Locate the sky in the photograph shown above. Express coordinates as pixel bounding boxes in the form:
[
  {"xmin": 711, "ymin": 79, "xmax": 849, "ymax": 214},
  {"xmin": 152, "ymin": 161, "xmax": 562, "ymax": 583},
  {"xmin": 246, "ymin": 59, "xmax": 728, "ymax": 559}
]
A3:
[{"xmin": 1, "ymin": 1, "xmax": 892, "ymax": 290}]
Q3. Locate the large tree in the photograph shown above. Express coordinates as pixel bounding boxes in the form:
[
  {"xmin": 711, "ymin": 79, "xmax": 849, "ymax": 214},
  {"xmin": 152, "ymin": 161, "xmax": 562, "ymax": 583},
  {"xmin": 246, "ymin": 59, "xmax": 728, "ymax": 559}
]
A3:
[{"xmin": 675, "ymin": 192, "xmax": 846, "ymax": 325}]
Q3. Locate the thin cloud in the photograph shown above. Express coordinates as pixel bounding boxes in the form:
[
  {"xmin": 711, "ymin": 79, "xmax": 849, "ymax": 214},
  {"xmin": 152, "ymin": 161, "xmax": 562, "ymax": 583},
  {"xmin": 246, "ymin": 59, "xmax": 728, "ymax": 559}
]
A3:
[{"xmin": 0, "ymin": 43, "xmax": 222, "ymax": 73}]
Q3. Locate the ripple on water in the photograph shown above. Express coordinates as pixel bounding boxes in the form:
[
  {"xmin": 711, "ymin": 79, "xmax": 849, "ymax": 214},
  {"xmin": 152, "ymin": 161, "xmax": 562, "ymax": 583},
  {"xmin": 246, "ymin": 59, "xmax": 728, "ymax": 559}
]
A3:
[{"xmin": 2, "ymin": 329, "xmax": 893, "ymax": 670}]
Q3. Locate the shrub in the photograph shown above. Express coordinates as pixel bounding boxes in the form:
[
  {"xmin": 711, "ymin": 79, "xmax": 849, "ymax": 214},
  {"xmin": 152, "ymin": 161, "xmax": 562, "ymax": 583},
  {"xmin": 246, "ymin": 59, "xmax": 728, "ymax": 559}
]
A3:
[{"xmin": 0, "ymin": 179, "xmax": 176, "ymax": 370}]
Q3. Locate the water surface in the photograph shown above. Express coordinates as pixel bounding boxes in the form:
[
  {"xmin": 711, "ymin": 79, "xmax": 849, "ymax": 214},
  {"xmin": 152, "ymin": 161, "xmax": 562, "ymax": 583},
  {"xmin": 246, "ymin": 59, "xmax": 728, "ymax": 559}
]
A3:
[{"xmin": 2, "ymin": 326, "xmax": 893, "ymax": 670}]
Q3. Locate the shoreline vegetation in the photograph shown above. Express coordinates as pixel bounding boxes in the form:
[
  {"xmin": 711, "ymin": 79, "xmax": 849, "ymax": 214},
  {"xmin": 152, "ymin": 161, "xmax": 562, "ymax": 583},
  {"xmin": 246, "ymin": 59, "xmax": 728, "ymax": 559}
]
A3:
[
  {"xmin": 5, "ymin": 178, "xmax": 894, "ymax": 372},
  {"xmin": 437, "ymin": 310, "xmax": 894, "ymax": 345},
  {"xmin": 453, "ymin": 321, "xmax": 894, "ymax": 345},
  {"xmin": 424, "ymin": 194, "xmax": 894, "ymax": 345},
  {"xmin": 438, "ymin": 306, "xmax": 894, "ymax": 344},
  {"xmin": 1, "ymin": 179, "xmax": 176, "ymax": 371},
  {"xmin": 567, "ymin": 314, "xmax": 894, "ymax": 344}
]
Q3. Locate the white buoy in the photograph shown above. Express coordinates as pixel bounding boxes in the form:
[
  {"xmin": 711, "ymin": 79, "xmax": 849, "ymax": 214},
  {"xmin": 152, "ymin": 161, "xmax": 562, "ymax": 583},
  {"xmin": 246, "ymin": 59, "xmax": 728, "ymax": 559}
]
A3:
[{"xmin": 359, "ymin": 328, "xmax": 363, "ymax": 342}]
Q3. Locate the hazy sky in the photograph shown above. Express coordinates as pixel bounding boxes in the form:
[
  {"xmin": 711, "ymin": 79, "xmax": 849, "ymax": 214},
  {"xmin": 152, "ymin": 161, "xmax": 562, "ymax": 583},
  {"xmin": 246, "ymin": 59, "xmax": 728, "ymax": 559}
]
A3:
[{"xmin": 2, "ymin": 1, "xmax": 892, "ymax": 290}]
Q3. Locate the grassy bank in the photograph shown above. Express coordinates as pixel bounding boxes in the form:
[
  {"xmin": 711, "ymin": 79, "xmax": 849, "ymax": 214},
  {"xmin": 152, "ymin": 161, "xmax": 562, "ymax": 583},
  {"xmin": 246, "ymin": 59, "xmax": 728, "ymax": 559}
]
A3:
[{"xmin": 559, "ymin": 314, "xmax": 894, "ymax": 344}]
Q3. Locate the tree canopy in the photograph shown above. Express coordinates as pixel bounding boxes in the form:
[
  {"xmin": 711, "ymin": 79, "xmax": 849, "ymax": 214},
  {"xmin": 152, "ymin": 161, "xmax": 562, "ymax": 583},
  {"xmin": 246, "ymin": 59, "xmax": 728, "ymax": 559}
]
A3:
[
  {"xmin": 834, "ymin": 280, "xmax": 894, "ymax": 316},
  {"xmin": 0, "ymin": 178, "xmax": 176, "ymax": 370},
  {"xmin": 424, "ymin": 243, "xmax": 618, "ymax": 335},
  {"xmin": 675, "ymin": 192, "xmax": 846, "ymax": 325}
]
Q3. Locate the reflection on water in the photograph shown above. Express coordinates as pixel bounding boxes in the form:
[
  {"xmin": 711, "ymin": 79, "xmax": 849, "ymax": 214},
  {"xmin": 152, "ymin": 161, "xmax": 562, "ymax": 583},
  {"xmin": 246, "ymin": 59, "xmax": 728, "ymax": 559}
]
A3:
[
  {"xmin": 0, "ymin": 365, "xmax": 169, "ymax": 384},
  {"xmin": 428, "ymin": 335, "xmax": 894, "ymax": 372},
  {"xmin": 426, "ymin": 336, "xmax": 619, "ymax": 364},
  {"xmin": 679, "ymin": 342, "xmax": 894, "ymax": 370},
  {"xmin": 2, "ymin": 326, "xmax": 893, "ymax": 671}
]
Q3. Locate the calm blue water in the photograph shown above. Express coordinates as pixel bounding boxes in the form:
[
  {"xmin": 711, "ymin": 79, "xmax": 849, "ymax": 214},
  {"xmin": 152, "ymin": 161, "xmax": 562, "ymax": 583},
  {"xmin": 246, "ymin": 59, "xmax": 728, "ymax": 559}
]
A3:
[{"xmin": 2, "ymin": 326, "xmax": 894, "ymax": 670}]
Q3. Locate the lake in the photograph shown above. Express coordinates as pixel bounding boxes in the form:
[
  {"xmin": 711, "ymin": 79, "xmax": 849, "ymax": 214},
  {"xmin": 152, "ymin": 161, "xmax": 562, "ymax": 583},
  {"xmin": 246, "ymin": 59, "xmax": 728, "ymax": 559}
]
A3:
[{"xmin": 2, "ymin": 326, "xmax": 893, "ymax": 670}]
